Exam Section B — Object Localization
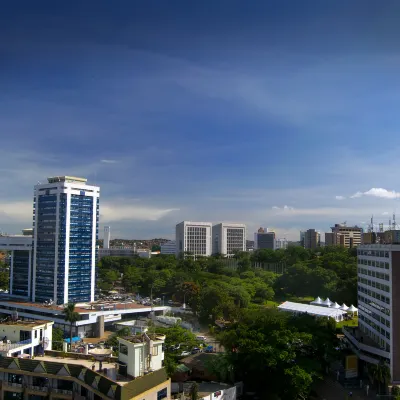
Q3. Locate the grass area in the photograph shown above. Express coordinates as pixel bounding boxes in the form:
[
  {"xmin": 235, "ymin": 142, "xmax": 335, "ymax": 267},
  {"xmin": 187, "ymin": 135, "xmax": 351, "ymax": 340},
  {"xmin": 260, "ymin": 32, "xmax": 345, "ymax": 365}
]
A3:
[
  {"xmin": 265, "ymin": 300, "xmax": 279, "ymax": 308},
  {"xmin": 336, "ymin": 316, "xmax": 358, "ymax": 328}
]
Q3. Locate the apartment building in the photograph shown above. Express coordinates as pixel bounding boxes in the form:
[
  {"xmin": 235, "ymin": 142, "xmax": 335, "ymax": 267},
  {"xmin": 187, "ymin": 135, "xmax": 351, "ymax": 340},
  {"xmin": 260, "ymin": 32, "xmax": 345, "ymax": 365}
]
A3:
[
  {"xmin": 331, "ymin": 224, "xmax": 362, "ymax": 248},
  {"xmin": 212, "ymin": 223, "xmax": 246, "ymax": 256},
  {"xmin": 304, "ymin": 229, "xmax": 320, "ymax": 249},
  {"xmin": 343, "ymin": 244, "xmax": 400, "ymax": 384},
  {"xmin": 175, "ymin": 221, "xmax": 212, "ymax": 257},
  {"xmin": 325, "ymin": 232, "xmax": 344, "ymax": 247}
]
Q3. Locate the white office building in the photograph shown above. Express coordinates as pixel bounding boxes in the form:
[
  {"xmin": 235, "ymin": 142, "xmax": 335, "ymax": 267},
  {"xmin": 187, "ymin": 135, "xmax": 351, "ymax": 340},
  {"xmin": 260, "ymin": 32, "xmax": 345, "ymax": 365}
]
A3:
[
  {"xmin": 212, "ymin": 223, "xmax": 246, "ymax": 256},
  {"xmin": 160, "ymin": 240, "xmax": 176, "ymax": 255},
  {"xmin": 343, "ymin": 244, "xmax": 400, "ymax": 384},
  {"xmin": 33, "ymin": 176, "xmax": 100, "ymax": 305},
  {"xmin": 175, "ymin": 221, "xmax": 212, "ymax": 257}
]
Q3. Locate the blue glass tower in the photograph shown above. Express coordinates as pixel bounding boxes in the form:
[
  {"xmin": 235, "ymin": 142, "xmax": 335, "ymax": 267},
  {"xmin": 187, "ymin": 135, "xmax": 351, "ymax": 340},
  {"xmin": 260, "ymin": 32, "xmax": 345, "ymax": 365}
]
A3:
[{"xmin": 32, "ymin": 176, "xmax": 100, "ymax": 304}]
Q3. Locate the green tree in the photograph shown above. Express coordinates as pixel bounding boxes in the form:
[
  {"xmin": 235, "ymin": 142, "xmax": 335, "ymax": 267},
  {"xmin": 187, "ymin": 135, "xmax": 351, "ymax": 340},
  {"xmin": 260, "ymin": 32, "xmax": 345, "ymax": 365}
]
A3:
[
  {"xmin": 190, "ymin": 382, "xmax": 199, "ymax": 400},
  {"xmin": 52, "ymin": 327, "xmax": 64, "ymax": 351},
  {"xmin": 63, "ymin": 303, "xmax": 80, "ymax": 352},
  {"xmin": 369, "ymin": 362, "xmax": 390, "ymax": 395}
]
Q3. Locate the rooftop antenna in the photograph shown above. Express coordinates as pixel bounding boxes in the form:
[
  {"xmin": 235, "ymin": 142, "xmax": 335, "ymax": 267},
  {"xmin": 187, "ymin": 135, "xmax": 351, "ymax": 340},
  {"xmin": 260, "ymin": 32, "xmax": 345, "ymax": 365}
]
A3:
[{"xmin": 393, "ymin": 213, "xmax": 396, "ymax": 230}]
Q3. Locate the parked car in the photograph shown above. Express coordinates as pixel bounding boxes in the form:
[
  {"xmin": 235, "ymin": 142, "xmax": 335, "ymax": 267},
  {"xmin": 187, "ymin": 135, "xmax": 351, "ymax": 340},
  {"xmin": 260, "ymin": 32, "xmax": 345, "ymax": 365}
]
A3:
[
  {"xmin": 180, "ymin": 351, "xmax": 191, "ymax": 357},
  {"xmin": 205, "ymin": 346, "xmax": 213, "ymax": 353},
  {"xmin": 191, "ymin": 347, "xmax": 200, "ymax": 354},
  {"xmin": 196, "ymin": 335, "xmax": 207, "ymax": 342}
]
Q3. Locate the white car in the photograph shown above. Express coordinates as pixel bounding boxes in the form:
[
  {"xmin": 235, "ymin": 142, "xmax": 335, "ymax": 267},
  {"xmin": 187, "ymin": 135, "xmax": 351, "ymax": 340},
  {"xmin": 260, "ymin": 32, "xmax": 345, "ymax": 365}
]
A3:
[{"xmin": 180, "ymin": 351, "xmax": 191, "ymax": 357}]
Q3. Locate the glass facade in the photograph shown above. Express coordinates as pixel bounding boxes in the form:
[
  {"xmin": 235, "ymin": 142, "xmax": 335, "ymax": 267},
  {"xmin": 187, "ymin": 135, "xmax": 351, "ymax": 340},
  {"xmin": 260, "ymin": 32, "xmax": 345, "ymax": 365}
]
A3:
[
  {"xmin": 34, "ymin": 187, "xmax": 98, "ymax": 304},
  {"xmin": 226, "ymin": 228, "xmax": 245, "ymax": 254},
  {"xmin": 67, "ymin": 194, "xmax": 94, "ymax": 303},
  {"xmin": 35, "ymin": 194, "xmax": 57, "ymax": 302},
  {"xmin": 12, "ymin": 250, "xmax": 31, "ymax": 297}
]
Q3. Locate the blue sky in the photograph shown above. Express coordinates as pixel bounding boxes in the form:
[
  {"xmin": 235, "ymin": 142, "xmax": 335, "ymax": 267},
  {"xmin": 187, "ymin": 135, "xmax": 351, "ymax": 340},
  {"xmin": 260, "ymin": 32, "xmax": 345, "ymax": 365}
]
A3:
[{"xmin": 2, "ymin": 1, "xmax": 400, "ymax": 241}]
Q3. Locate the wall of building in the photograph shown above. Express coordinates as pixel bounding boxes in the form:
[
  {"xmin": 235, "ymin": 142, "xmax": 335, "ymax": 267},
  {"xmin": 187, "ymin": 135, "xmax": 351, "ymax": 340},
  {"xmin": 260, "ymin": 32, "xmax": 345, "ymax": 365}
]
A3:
[
  {"xmin": 160, "ymin": 241, "xmax": 176, "ymax": 255},
  {"xmin": 176, "ymin": 222, "xmax": 212, "ymax": 257}
]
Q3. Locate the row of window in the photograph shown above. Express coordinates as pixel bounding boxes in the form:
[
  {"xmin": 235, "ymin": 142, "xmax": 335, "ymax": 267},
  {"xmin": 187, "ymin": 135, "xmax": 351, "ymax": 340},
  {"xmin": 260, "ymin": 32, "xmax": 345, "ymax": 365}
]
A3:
[
  {"xmin": 358, "ymin": 258, "xmax": 389, "ymax": 269},
  {"xmin": 359, "ymin": 313, "xmax": 390, "ymax": 340},
  {"xmin": 358, "ymin": 284, "xmax": 390, "ymax": 304},
  {"xmin": 358, "ymin": 250, "xmax": 390, "ymax": 258},
  {"xmin": 358, "ymin": 268, "xmax": 389, "ymax": 281},
  {"xmin": 358, "ymin": 304, "xmax": 390, "ymax": 328},
  {"xmin": 358, "ymin": 277, "xmax": 390, "ymax": 292},
  {"xmin": 358, "ymin": 294, "xmax": 390, "ymax": 316}
]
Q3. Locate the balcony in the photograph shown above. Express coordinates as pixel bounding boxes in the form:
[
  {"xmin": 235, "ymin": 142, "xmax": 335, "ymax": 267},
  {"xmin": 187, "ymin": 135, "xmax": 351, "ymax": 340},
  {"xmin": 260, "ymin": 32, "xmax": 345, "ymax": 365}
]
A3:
[
  {"xmin": 342, "ymin": 327, "xmax": 390, "ymax": 362},
  {"xmin": 0, "ymin": 338, "xmax": 32, "ymax": 356}
]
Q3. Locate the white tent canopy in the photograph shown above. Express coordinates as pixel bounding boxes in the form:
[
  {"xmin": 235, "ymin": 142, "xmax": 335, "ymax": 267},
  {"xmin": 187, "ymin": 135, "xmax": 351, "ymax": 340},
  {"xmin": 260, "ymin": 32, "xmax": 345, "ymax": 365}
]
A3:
[
  {"xmin": 347, "ymin": 305, "xmax": 358, "ymax": 314},
  {"xmin": 321, "ymin": 298, "xmax": 333, "ymax": 307},
  {"xmin": 310, "ymin": 297, "xmax": 322, "ymax": 305},
  {"xmin": 278, "ymin": 301, "xmax": 347, "ymax": 322},
  {"xmin": 340, "ymin": 303, "xmax": 349, "ymax": 311},
  {"xmin": 332, "ymin": 302, "xmax": 341, "ymax": 309}
]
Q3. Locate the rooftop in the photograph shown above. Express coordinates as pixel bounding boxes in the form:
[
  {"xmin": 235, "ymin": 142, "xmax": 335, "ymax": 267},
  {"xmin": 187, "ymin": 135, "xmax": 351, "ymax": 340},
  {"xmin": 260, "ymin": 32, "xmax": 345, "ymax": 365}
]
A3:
[
  {"xmin": 0, "ymin": 299, "xmax": 169, "ymax": 314},
  {"xmin": 119, "ymin": 333, "xmax": 166, "ymax": 344},
  {"xmin": 278, "ymin": 301, "xmax": 347, "ymax": 319},
  {"xmin": 47, "ymin": 176, "xmax": 87, "ymax": 183},
  {"xmin": 0, "ymin": 319, "xmax": 52, "ymax": 328}
]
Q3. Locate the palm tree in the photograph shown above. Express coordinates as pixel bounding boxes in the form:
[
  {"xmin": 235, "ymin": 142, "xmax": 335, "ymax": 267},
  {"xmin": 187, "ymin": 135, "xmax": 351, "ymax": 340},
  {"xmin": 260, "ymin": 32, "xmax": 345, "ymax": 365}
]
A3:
[
  {"xmin": 369, "ymin": 361, "xmax": 391, "ymax": 395},
  {"xmin": 63, "ymin": 303, "xmax": 79, "ymax": 352}
]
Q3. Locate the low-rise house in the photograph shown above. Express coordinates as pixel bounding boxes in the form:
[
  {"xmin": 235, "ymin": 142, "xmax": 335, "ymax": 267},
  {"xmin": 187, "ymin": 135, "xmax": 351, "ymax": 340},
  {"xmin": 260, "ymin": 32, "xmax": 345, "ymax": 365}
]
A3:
[{"xmin": 0, "ymin": 319, "xmax": 53, "ymax": 357}]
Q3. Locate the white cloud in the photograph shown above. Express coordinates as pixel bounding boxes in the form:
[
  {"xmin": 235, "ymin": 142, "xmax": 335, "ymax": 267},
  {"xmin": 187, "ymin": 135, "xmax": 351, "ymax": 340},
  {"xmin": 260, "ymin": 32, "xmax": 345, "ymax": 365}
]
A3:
[
  {"xmin": 0, "ymin": 201, "xmax": 33, "ymax": 224},
  {"xmin": 382, "ymin": 212, "xmax": 389, "ymax": 215},
  {"xmin": 100, "ymin": 159, "xmax": 118, "ymax": 164},
  {"xmin": 351, "ymin": 188, "xmax": 400, "ymax": 199},
  {"xmin": 272, "ymin": 205, "xmax": 295, "ymax": 211},
  {"xmin": 101, "ymin": 202, "xmax": 180, "ymax": 222},
  {"xmin": 335, "ymin": 195, "xmax": 345, "ymax": 200}
]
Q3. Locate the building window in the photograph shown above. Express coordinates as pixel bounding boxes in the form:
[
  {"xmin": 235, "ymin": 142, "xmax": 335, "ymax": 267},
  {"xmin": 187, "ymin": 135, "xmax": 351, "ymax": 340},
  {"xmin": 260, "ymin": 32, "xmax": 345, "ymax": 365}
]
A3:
[
  {"xmin": 35, "ymin": 330, "xmax": 38, "ymax": 339},
  {"xmin": 157, "ymin": 387, "xmax": 168, "ymax": 400},
  {"xmin": 152, "ymin": 345, "xmax": 159, "ymax": 356},
  {"xmin": 119, "ymin": 344, "xmax": 128, "ymax": 355}
]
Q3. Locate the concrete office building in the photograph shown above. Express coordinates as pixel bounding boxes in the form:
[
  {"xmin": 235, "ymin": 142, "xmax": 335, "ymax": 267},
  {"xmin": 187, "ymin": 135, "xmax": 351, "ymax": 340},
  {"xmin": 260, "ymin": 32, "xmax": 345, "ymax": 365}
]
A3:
[
  {"xmin": 103, "ymin": 226, "xmax": 111, "ymax": 249},
  {"xmin": 160, "ymin": 240, "xmax": 176, "ymax": 255},
  {"xmin": 304, "ymin": 229, "xmax": 320, "ymax": 249},
  {"xmin": 325, "ymin": 232, "xmax": 344, "ymax": 247},
  {"xmin": 212, "ymin": 223, "xmax": 246, "ymax": 256},
  {"xmin": 331, "ymin": 223, "xmax": 363, "ymax": 248},
  {"xmin": 254, "ymin": 227, "xmax": 276, "ymax": 250},
  {"xmin": 275, "ymin": 238, "xmax": 288, "ymax": 250},
  {"xmin": 0, "ymin": 233, "xmax": 33, "ymax": 299},
  {"xmin": 33, "ymin": 176, "xmax": 100, "ymax": 304},
  {"xmin": 175, "ymin": 221, "xmax": 212, "ymax": 257},
  {"xmin": 343, "ymin": 244, "xmax": 400, "ymax": 384}
]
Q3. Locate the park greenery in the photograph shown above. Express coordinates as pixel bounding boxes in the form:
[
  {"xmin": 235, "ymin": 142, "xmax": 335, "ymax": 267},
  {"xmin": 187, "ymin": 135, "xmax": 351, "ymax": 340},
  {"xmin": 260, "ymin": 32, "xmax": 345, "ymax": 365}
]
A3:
[{"xmin": 98, "ymin": 245, "xmax": 358, "ymax": 398}]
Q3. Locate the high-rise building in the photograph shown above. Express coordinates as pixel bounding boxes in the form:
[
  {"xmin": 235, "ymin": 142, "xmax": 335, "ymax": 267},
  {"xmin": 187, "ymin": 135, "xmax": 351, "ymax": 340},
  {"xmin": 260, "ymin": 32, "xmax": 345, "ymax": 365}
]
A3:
[
  {"xmin": 325, "ymin": 232, "xmax": 344, "ymax": 246},
  {"xmin": 103, "ymin": 226, "xmax": 111, "ymax": 249},
  {"xmin": 160, "ymin": 240, "xmax": 176, "ymax": 255},
  {"xmin": 254, "ymin": 228, "xmax": 276, "ymax": 250},
  {"xmin": 0, "ymin": 231, "xmax": 33, "ymax": 299},
  {"xmin": 175, "ymin": 221, "xmax": 212, "ymax": 257},
  {"xmin": 32, "ymin": 176, "xmax": 100, "ymax": 304},
  {"xmin": 331, "ymin": 223, "xmax": 363, "ymax": 248},
  {"xmin": 212, "ymin": 223, "xmax": 246, "ymax": 256},
  {"xmin": 304, "ymin": 229, "xmax": 320, "ymax": 249},
  {"xmin": 343, "ymin": 244, "xmax": 399, "ymax": 383}
]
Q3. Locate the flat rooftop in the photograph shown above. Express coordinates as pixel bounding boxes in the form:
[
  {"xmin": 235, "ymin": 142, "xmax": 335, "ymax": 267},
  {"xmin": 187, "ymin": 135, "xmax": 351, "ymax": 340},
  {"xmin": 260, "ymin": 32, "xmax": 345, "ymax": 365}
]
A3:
[
  {"xmin": 0, "ymin": 299, "xmax": 169, "ymax": 314},
  {"xmin": 119, "ymin": 333, "xmax": 165, "ymax": 344},
  {"xmin": 47, "ymin": 176, "xmax": 87, "ymax": 183},
  {"xmin": 0, "ymin": 319, "xmax": 52, "ymax": 328}
]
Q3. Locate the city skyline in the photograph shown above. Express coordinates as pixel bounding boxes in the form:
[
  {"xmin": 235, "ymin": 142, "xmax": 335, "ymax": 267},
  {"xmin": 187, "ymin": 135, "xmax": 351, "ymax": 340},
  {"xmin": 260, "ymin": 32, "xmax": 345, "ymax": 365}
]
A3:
[{"xmin": 3, "ymin": 1, "xmax": 400, "ymax": 241}]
